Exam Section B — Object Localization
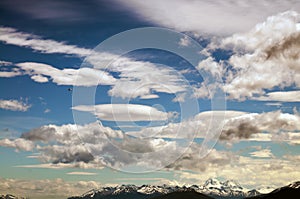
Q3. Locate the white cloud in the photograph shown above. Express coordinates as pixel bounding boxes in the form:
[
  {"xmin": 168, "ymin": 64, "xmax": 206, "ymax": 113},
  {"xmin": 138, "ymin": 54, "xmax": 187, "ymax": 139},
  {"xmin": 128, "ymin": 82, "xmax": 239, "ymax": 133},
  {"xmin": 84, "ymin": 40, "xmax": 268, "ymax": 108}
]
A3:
[
  {"xmin": 0, "ymin": 138, "xmax": 34, "ymax": 151},
  {"xmin": 265, "ymin": 102, "xmax": 282, "ymax": 106},
  {"xmin": 72, "ymin": 104, "xmax": 174, "ymax": 121},
  {"xmin": 249, "ymin": 149, "xmax": 274, "ymax": 158},
  {"xmin": 15, "ymin": 62, "xmax": 116, "ymax": 86},
  {"xmin": 192, "ymin": 82, "xmax": 210, "ymax": 99},
  {"xmin": 178, "ymin": 35, "xmax": 191, "ymax": 47},
  {"xmin": 30, "ymin": 75, "xmax": 49, "ymax": 83},
  {"xmin": 0, "ymin": 99, "xmax": 31, "ymax": 112},
  {"xmin": 14, "ymin": 163, "xmax": 104, "ymax": 170},
  {"xmin": 172, "ymin": 92, "xmax": 186, "ymax": 102},
  {"xmin": 139, "ymin": 94, "xmax": 160, "ymax": 99},
  {"xmin": 66, "ymin": 172, "xmax": 98, "ymax": 175},
  {"xmin": 219, "ymin": 11, "xmax": 300, "ymax": 99},
  {"xmin": 197, "ymin": 57, "xmax": 225, "ymax": 79},
  {"xmin": 44, "ymin": 108, "xmax": 51, "ymax": 113},
  {"xmin": 0, "ymin": 70, "xmax": 22, "ymax": 77},
  {"xmin": 117, "ymin": 0, "xmax": 300, "ymax": 35},
  {"xmin": 255, "ymin": 91, "xmax": 300, "ymax": 102},
  {"xmin": 0, "ymin": 27, "xmax": 92, "ymax": 56}
]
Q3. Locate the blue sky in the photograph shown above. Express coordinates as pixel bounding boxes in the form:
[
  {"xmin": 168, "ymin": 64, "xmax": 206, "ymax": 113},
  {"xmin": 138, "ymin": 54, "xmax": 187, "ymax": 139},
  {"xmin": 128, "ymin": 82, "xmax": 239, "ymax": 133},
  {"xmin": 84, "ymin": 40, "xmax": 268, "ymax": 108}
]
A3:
[{"xmin": 0, "ymin": 0, "xmax": 300, "ymax": 198}]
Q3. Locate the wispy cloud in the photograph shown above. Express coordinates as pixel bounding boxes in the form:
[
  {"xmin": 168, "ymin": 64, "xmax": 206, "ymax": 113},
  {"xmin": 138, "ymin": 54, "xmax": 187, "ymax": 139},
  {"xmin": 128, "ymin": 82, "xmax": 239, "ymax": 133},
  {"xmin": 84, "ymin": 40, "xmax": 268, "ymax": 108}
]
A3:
[
  {"xmin": 0, "ymin": 27, "xmax": 188, "ymax": 99},
  {"xmin": 0, "ymin": 27, "xmax": 92, "ymax": 56}
]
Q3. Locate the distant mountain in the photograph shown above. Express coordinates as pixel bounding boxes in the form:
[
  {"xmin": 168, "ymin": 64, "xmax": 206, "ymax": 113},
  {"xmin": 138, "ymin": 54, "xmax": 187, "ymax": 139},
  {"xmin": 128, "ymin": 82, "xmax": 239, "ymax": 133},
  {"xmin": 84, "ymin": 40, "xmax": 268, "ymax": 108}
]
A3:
[
  {"xmin": 68, "ymin": 178, "xmax": 260, "ymax": 199},
  {"xmin": 151, "ymin": 189, "xmax": 213, "ymax": 199},
  {"xmin": 246, "ymin": 181, "xmax": 300, "ymax": 199},
  {"xmin": 68, "ymin": 184, "xmax": 164, "ymax": 199}
]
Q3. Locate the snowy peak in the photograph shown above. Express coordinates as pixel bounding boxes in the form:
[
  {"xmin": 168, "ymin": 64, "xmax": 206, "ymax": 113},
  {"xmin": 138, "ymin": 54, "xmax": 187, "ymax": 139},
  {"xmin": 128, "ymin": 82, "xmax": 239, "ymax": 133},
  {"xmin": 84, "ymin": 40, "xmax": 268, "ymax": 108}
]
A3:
[
  {"xmin": 200, "ymin": 178, "xmax": 251, "ymax": 197},
  {"xmin": 223, "ymin": 180, "xmax": 242, "ymax": 189},
  {"xmin": 204, "ymin": 178, "xmax": 221, "ymax": 187},
  {"xmin": 203, "ymin": 178, "xmax": 244, "ymax": 190}
]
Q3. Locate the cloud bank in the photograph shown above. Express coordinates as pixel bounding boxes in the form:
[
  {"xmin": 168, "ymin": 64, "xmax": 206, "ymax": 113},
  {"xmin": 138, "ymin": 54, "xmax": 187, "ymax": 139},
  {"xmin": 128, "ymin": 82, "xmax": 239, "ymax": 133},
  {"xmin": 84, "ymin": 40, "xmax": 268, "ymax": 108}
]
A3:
[{"xmin": 117, "ymin": 0, "xmax": 300, "ymax": 35}]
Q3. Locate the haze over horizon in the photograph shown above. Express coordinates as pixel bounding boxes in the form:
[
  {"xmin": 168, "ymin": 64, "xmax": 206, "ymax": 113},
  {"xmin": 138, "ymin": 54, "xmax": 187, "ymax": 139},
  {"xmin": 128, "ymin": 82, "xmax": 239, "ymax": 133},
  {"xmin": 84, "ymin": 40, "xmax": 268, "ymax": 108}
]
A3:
[{"xmin": 0, "ymin": 0, "xmax": 300, "ymax": 198}]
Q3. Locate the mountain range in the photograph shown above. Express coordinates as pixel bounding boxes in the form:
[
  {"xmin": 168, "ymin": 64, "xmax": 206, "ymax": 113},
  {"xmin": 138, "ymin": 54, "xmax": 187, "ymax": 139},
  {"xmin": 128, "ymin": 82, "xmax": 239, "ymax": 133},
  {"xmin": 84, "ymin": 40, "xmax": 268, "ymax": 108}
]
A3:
[
  {"xmin": 2, "ymin": 180, "xmax": 298, "ymax": 199},
  {"xmin": 68, "ymin": 179, "xmax": 300, "ymax": 199}
]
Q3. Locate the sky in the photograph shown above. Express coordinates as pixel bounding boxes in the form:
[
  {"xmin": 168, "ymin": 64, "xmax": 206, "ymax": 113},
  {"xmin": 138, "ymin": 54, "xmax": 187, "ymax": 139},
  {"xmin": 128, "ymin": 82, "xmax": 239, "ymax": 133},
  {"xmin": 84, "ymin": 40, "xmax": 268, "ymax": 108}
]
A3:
[{"xmin": 0, "ymin": 0, "xmax": 300, "ymax": 198}]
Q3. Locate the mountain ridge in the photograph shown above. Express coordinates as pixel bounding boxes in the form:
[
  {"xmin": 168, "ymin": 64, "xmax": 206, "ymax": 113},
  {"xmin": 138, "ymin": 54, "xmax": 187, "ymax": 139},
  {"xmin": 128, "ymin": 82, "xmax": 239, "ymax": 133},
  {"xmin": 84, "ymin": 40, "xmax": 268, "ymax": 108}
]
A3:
[{"xmin": 68, "ymin": 178, "xmax": 262, "ymax": 199}]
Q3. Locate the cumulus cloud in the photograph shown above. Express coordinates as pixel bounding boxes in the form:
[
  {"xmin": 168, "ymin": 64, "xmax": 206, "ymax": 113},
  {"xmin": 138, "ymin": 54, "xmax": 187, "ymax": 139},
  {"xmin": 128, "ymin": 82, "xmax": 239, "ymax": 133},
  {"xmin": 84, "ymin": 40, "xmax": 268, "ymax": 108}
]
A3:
[
  {"xmin": 218, "ymin": 11, "xmax": 300, "ymax": 99},
  {"xmin": 0, "ymin": 99, "xmax": 31, "ymax": 111},
  {"xmin": 197, "ymin": 57, "xmax": 225, "ymax": 79},
  {"xmin": 116, "ymin": 0, "xmax": 300, "ymax": 35},
  {"xmin": 220, "ymin": 122, "xmax": 260, "ymax": 140},
  {"xmin": 220, "ymin": 111, "xmax": 300, "ymax": 141},
  {"xmin": 128, "ymin": 110, "xmax": 300, "ymax": 145},
  {"xmin": 72, "ymin": 104, "xmax": 175, "ymax": 121},
  {"xmin": 1, "ymin": 110, "xmax": 299, "ymax": 172},
  {"xmin": 12, "ymin": 122, "xmax": 123, "ymax": 167},
  {"xmin": 178, "ymin": 35, "xmax": 191, "ymax": 47},
  {"xmin": 166, "ymin": 146, "xmax": 236, "ymax": 172},
  {"xmin": 0, "ymin": 138, "xmax": 34, "ymax": 151},
  {"xmin": 0, "ymin": 122, "xmax": 178, "ymax": 171}
]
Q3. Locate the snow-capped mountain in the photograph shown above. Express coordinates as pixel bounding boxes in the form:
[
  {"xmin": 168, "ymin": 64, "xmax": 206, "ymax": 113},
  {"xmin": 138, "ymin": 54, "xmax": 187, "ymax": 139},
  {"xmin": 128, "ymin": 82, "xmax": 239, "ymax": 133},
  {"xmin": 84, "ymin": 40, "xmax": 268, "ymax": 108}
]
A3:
[
  {"xmin": 69, "ymin": 179, "xmax": 261, "ymax": 199},
  {"xmin": 196, "ymin": 178, "xmax": 259, "ymax": 198},
  {"xmin": 71, "ymin": 180, "xmax": 300, "ymax": 199}
]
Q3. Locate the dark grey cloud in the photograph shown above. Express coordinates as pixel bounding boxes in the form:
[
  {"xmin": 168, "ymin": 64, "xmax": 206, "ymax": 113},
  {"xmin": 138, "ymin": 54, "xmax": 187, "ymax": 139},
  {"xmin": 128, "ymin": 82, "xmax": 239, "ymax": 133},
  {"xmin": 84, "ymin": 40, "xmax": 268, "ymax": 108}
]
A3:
[{"xmin": 220, "ymin": 122, "xmax": 260, "ymax": 140}]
